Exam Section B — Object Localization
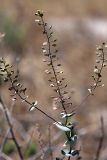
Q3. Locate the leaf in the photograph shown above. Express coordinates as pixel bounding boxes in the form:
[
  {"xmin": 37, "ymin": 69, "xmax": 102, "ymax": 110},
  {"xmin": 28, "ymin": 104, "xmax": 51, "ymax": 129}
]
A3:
[
  {"xmin": 3, "ymin": 140, "xmax": 16, "ymax": 155},
  {"xmin": 54, "ymin": 122, "xmax": 71, "ymax": 132},
  {"xmin": 61, "ymin": 150, "xmax": 66, "ymax": 155},
  {"xmin": 24, "ymin": 142, "xmax": 37, "ymax": 158},
  {"xmin": 61, "ymin": 112, "xmax": 75, "ymax": 119},
  {"xmin": 61, "ymin": 149, "xmax": 69, "ymax": 155},
  {"xmin": 71, "ymin": 150, "xmax": 79, "ymax": 156},
  {"xmin": 61, "ymin": 149, "xmax": 79, "ymax": 157}
]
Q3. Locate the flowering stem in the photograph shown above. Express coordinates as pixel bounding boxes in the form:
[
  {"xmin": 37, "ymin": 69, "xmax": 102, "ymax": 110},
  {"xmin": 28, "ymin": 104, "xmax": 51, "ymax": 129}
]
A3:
[
  {"xmin": 40, "ymin": 16, "xmax": 68, "ymax": 118},
  {"xmin": 73, "ymin": 43, "xmax": 106, "ymax": 110}
]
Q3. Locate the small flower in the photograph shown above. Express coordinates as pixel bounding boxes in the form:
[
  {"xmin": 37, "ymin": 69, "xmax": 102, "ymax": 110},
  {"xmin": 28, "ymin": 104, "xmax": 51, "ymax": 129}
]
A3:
[
  {"xmin": 88, "ymin": 88, "xmax": 92, "ymax": 94},
  {"xmin": 93, "ymin": 83, "xmax": 97, "ymax": 86},
  {"xmin": 45, "ymin": 70, "xmax": 51, "ymax": 74},
  {"xmin": 53, "ymin": 97, "xmax": 59, "ymax": 101},
  {"xmin": 53, "ymin": 106, "xmax": 57, "ymax": 110},
  {"xmin": 43, "ymin": 42, "xmax": 47, "ymax": 46},
  {"xmin": 35, "ymin": 19, "xmax": 40, "ymax": 23},
  {"xmin": 16, "ymin": 83, "xmax": 20, "ymax": 86},
  {"xmin": 29, "ymin": 101, "xmax": 38, "ymax": 111},
  {"xmin": 96, "ymin": 60, "xmax": 100, "ymax": 63},
  {"xmin": 102, "ymin": 84, "xmax": 104, "ymax": 87},
  {"xmin": 37, "ymin": 10, "xmax": 43, "ymax": 17},
  {"xmin": 26, "ymin": 95, "xmax": 29, "ymax": 99},
  {"xmin": 63, "ymin": 141, "xmax": 67, "ymax": 147},
  {"xmin": 57, "ymin": 80, "xmax": 61, "ymax": 84},
  {"xmin": 96, "ymin": 46, "xmax": 102, "ymax": 51},
  {"xmin": 103, "ymin": 63, "xmax": 106, "ymax": 67},
  {"xmin": 42, "ymin": 49, "xmax": 47, "ymax": 53},
  {"xmin": 42, "ymin": 59, "xmax": 47, "ymax": 62},
  {"xmin": 50, "ymin": 83, "xmax": 55, "ymax": 87},
  {"xmin": 60, "ymin": 71, "xmax": 63, "ymax": 74},
  {"xmin": 98, "ymin": 52, "xmax": 102, "ymax": 57},
  {"xmin": 61, "ymin": 112, "xmax": 75, "ymax": 118},
  {"xmin": 12, "ymin": 97, "xmax": 17, "ymax": 101},
  {"xmin": 94, "ymin": 68, "xmax": 99, "ymax": 74},
  {"xmin": 22, "ymin": 99, "xmax": 25, "ymax": 103}
]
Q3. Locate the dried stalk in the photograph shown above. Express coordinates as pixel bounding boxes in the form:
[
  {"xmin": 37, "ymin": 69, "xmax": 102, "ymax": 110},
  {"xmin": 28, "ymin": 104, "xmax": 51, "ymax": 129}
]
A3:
[
  {"xmin": 0, "ymin": 97, "xmax": 24, "ymax": 160},
  {"xmin": 94, "ymin": 116, "xmax": 104, "ymax": 160}
]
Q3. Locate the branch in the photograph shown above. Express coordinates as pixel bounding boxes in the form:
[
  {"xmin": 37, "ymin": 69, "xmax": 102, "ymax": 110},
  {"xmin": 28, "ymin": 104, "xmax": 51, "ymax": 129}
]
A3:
[
  {"xmin": 94, "ymin": 116, "xmax": 104, "ymax": 160},
  {"xmin": 0, "ymin": 128, "xmax": 11, "ymax": 152},
  {"xmin": 48, "ymin": 124, "xmax": 54, "ymax": 160},
  {"xmin": 0, "ymin": 97, "xmax": 24, "ymax": 160},
  {"xmin": 35, "ymin": 10, "xmax": 79, "ymax": 160},
  {"xmin": 73, "ymin": 43, "xmax": 107, "ymax": 111}
]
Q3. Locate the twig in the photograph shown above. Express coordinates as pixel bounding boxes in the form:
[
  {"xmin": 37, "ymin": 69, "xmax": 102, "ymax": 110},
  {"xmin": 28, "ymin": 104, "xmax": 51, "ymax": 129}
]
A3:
[
  {"xmin": 0, "ymin": 132, "xmax": 12, "ymax": 140},
  {"xmin": 1, "ymin": 57, "xmax": 71, "ymax": 130},
  {"xmin": 0, "ymin": 98, "xmax": 15, "ymax": 152},
  {"xmin": 48, "ymin": 124, "xmax": 53, "ymax": 160},
  {"xmin": 94, "ymin": 116, "xmax": 104, "ymax": 160},
  {"xmin": 0, "ymin": 97, "xmax": 24, "ymax": 160},
  {"xmin": 40, "ymin": 14, "xmax": 68, "ymax": 118},
  {"xmin": 73, "ymin": 43, "xmax": 106, "ymax": 111},
  {"xmin": 0, "ymin": 128, "xmax": 10, "ymax": 152},
  {"xmin": 0, "ymin": 152, "xmax": 13, "ymax": 160}
]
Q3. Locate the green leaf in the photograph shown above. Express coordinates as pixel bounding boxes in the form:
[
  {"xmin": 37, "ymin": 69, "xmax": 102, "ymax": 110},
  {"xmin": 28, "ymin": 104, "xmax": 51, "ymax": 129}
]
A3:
[
  {"xmin": 3, "ymin": 140, "xmax": 16, "ymax": 155},
  {"xmin": 24, "ymin": 142, "xmax": 37, "ymax": 158}
]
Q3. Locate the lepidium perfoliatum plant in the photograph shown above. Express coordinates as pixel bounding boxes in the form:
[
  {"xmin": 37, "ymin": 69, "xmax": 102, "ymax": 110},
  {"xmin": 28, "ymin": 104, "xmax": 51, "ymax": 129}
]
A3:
[{"xmin": 0, "ymin": 10, "xmax": 107, "ymax": 160}]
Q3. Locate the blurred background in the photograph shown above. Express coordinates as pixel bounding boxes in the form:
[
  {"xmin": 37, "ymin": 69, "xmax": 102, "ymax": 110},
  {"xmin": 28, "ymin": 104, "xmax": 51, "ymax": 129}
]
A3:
[{"xmin": 0, "ymin": 0, "xmax": 107, "ymax": 159}]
